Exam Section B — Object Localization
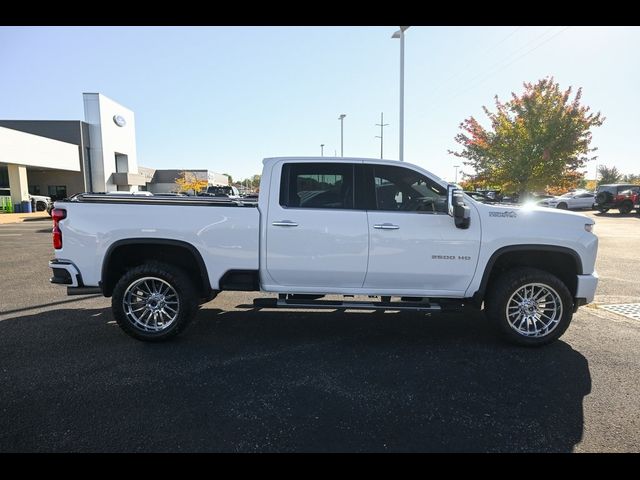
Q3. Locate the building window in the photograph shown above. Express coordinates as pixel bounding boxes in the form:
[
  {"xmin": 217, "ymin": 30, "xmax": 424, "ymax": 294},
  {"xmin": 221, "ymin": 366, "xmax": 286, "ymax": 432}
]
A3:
[
  {"xmin": 29, "ymin": 185, "xmax": 41, "ymax": 195},
  {"xmin": 115, "ymin": 153, "xmax": 128, "ymax": 173},
  {"xmin": 48, "ymin": 185, "xmax": 67, "ymax": 201}
]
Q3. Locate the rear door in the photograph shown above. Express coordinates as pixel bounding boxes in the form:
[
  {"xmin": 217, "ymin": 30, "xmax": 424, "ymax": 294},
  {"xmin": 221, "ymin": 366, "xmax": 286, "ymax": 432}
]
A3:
[
  {"xmin": 363, "ymin": 164, "xmax": 481, "ymax": 295},
  {"xmin": 264, "ymin": 161, "xmax": 369, "ymax": 289}
]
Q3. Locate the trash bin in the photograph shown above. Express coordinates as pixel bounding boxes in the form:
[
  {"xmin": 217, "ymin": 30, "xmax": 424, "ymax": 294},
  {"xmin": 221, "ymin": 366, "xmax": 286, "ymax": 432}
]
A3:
[
  {"xmin": 21, "ymin": 201, "xmax": 32, "ymax": 213},
  {"xmin": 14, "ymin": 203, "xmax": 22, "ymax": 213}
]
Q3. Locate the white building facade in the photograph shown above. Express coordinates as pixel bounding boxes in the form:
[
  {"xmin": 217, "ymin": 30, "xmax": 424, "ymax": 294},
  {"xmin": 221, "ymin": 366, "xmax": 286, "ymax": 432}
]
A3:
[{"xmin": 0, "ymin": 93, "xmax": 144, "ymax": 206}]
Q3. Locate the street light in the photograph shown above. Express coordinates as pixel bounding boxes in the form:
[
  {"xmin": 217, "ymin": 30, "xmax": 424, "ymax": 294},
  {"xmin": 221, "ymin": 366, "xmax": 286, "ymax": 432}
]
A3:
[
  {"xmin": 392, "ymin": 26, "xmax": 410, "ymax": 161},
  {"xmin": 320, "ymin": 144, "xmax": 325, "ymax": 157},
  {"xmin": 338, "ymin": 114, "xmax": 346, "ymax": 157},
  {"xmin": 454, "ymin": 165, "xmax": 460, "ymax": 184}
]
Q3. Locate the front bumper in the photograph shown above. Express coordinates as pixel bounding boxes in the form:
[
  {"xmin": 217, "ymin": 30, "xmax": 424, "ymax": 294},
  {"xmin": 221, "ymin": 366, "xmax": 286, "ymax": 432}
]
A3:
[{"xmin": 576, "ymin": 271, "xmax": 599, "ymax": 304}]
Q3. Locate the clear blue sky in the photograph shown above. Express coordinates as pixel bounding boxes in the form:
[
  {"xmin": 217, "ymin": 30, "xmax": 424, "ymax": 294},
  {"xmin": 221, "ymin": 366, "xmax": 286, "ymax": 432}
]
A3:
[{"xmin": 1, "ymin": 26, "xmax": 638, "ymax": 181}]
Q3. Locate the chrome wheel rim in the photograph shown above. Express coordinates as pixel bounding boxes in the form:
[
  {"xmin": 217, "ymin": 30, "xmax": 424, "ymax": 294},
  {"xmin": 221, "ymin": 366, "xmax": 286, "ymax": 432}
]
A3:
[
  {"xmin": 123, "ymin": 277, "xmax": 180, "ymax": 332},
  {"xmin": 506, "ymin": 283, "xmax": 563, "ymax": 338}
]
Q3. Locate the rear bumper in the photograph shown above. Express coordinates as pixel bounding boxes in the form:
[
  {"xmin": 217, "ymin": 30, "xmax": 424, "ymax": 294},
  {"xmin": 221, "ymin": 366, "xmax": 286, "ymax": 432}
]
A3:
[
  {"xmin": 576, "ymin": 271, "xmax": 598, "ymax": 305},
  {"xmin": 49, "ymin": 259, "xmax": 102, "ymax": 295},
  {"xmin": 49, "ymin": 259, "xmax": 81, "ymax": 287}
]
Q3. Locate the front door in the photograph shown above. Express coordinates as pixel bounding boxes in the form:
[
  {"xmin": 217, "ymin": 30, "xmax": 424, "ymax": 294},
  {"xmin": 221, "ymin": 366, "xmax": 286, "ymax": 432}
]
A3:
[
  {"xmin": 363, "ymin": 164, "xmax": 481, "ymax": 295},
  {"xmin": 264, "ymin": 161, "xmax": 369, "ymax": 289}
]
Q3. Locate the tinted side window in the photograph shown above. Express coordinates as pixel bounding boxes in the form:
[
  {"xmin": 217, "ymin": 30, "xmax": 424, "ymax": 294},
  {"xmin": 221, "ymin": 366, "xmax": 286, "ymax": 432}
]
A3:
[
  {"xmin": 372, "ymin": 165, "xmax": 447, "ymax": 213},
  {"xmin": 280, "ymin": 163, "xmax": 354, "ymax": 209}
]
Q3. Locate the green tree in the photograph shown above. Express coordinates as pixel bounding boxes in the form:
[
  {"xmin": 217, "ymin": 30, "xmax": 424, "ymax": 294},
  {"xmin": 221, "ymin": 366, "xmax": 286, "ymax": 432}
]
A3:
[
  {"xmin": 597, "ymin": 165, "xmax": 621, "ymax": 184},
  {"xmin": 622, "ymin": 173, "xmax": 640, "ymax": 184},
  {"xmin": 449, "ymin": 77, "xmax": 605, "ymax": 195},
  {"xmin": 251, "ymin": 174, "xmax": 261, "ymax": 189}
]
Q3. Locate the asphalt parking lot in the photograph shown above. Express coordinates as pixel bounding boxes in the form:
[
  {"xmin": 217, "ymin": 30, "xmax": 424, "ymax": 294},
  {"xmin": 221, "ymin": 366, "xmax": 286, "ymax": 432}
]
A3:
[{"xmin": 0, "ymin": 211, "xmax": 638, "ymax": 452}]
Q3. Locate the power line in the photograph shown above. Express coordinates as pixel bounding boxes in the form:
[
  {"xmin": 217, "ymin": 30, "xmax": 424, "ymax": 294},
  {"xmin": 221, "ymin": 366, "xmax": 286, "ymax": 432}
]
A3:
[
  {"xmin": 447, "ymin": 26, "xmax": 571, "ymax": 103},
  {"xmin": 432, "ymin": 26, "xmax": 571, "ymax": 113},
  {"xmin": 430, "ymin": 26, "xmax": 522, "ymax": 97}
]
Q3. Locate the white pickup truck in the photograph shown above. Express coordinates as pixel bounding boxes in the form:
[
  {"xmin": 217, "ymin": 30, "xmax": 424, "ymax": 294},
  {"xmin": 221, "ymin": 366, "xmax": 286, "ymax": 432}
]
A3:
[{"xmin": 49, "ymin": 157, "xmax": 599, "ymax": 346}]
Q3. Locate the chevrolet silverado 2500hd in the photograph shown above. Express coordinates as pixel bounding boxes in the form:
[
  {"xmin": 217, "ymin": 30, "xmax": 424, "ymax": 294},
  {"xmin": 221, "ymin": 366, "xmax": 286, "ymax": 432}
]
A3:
[{"xmin": 49, "ymin": 157, "xmax": 598, "ymax": 346}]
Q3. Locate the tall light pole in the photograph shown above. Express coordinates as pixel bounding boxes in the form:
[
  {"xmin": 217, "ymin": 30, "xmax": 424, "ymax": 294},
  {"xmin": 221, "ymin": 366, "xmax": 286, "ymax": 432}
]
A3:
[
  {"xmin": 454, "ymin": 165, "xmax": 460, "ymax": 184},
  {"xmin": 375, "ymin": 112, "xmax": 389, "ymax": 159},
  {"xmin": 338, "ymin": 114, "xmax": 346, "ymax": 157},
  {"xmin": 320, "ymin": 144, "xmax": 325, "ymax": 157},
  {"xmin": 392, "ymin": 26, "xmax": 410, "ymax": 161}
]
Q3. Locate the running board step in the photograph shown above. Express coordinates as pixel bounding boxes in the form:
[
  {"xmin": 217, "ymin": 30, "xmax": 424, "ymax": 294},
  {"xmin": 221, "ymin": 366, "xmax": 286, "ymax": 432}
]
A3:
[{"xmin": 253, "ymin": 297, "xmax": 441, "ymax": 312}]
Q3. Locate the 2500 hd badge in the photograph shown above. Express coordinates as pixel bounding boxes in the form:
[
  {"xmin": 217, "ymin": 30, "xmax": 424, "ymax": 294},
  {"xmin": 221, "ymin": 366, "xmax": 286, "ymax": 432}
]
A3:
[{"xmin": 432, "ymin": 255, "xmax": 472, "ymax": 260}]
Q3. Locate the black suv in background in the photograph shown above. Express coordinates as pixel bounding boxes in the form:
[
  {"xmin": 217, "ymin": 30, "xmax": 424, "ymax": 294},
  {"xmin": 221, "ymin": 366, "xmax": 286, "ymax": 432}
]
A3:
[{"xmin": 594, "ymin": 184, "xmax": 640, "ymax": 214}]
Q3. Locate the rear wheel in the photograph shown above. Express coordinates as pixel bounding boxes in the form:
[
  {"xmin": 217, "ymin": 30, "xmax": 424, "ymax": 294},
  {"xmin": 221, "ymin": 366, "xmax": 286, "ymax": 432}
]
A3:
[
  {"xmin": 112, "ymin": 262, "xmax": 198, "ymax": 341},
  {"xmin": 597, "ymin": 207, "xmax": 609, "ymax": 213},
  {"xmin": 618, "ymin": 201, "xmax": 633, "ymax": 214},
  {"xmin": 36, "ymin": 201, "xmax": 47, "ymax": 211},
  {"xmin": 485, "ymin": 267, "xmax": 574, "ymax": 347}
]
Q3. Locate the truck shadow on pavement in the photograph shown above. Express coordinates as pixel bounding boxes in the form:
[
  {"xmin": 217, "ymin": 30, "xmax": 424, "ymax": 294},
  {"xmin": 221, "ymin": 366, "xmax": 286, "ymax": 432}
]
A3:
[{"xmin": 0, "ymin": 306, "xmax": 591, "ymax": 453}]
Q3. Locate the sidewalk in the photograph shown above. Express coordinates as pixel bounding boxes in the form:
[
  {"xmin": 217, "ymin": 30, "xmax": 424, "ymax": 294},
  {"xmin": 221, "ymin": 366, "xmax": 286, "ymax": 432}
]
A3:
[{"xmin": 0, "ymin": 211, "xmax": 50, "ymax": 224}]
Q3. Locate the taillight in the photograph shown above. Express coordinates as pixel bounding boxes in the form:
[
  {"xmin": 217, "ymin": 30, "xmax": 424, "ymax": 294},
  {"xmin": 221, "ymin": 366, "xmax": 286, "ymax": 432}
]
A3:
[{"xmin": 52, "ymin": 208, "xmax": 66, "ymax": 250}]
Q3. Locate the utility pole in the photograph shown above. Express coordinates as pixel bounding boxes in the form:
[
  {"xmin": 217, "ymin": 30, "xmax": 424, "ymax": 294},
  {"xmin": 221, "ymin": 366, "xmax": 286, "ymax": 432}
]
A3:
[
  {"xmin": 320, "ymin": 144, "xmax": 325, "ymax": 157},
  {"xmin": 375, "ymin": 112, "xmax": 389, "ymax": 159},
  {"xmin": 454, "ymin": 165, "xmax": 460, "ymax": 184}
]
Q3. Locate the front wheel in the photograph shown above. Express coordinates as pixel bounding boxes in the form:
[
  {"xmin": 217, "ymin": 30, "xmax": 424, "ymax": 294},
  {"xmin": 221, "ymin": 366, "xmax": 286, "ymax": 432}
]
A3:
[
  {"xmin": 484, "ymin": 267, "xmax": 574, "ymax": 347},
  {"xmin": 597, "ymin": 207, "xmax": 609, "ymax": 213},
  {"xmin": 112, "ymin": 262, "xmax": 198, "ymax": 341},
  {"xmin": 556, "ymin": 202, "xmax": 568, "ymax": 210}
]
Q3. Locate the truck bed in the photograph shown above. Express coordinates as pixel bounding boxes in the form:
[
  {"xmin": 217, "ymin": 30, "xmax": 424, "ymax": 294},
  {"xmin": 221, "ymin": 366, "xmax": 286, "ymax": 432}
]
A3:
[{"xmin": 55, "ymin": 194, "xmax": 260, "ymax": 289}]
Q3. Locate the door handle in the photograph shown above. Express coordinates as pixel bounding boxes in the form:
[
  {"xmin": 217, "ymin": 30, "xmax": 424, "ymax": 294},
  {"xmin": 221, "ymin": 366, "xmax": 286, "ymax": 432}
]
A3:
[
  {"xmin": 373, "ymin": 223, "xmax": 399, "ymax": 230},
  {"xmin": 272, "ymin": 220, "xmax": 299, "ymax": 227}
]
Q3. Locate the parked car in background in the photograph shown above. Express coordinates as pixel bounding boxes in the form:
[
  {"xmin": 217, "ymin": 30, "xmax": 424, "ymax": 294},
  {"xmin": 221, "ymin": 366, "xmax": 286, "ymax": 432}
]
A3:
[
  {"xmin": 30, "ymin": 194, "xmax": 53, "ymax": 212},
  {"xmin": 464, "ymin": 191, "xmax": 499, "ymax": 204},
  {"xmin": 594, "ymin": 184, "xmax": 640, "ymax": 214},
  {"xmin": 202, "ymin": 185, "xmax": 240, "ymax": 198},
  {"xmin": 0, "ymin": 188, "xmax": 52, "ymax": 212},
  {"xmin": 539, "ymin": 191, "xmax": 595, "ymax": 210}
]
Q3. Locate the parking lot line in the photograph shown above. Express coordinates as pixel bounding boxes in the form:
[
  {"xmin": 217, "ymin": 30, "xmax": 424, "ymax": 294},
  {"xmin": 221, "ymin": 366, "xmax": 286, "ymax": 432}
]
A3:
[{"xmin": 0, "ymin": 234, "xmax": 22, "ymax": 236}]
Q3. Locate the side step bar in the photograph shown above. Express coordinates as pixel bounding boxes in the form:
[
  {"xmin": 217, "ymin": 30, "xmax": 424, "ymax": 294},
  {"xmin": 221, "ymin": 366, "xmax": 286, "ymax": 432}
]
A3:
[{"xmin": 253, "ymin": 296, "xmax": 442, "ymax": 312}]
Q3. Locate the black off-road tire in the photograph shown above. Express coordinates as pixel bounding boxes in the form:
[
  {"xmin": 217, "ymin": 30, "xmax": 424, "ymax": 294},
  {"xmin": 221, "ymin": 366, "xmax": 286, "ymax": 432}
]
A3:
[
  {"xmin": 597, "ymin": 207, "xmax": 609, "ymax": 213},
  {"xmin": 484, "ymin": 267, "xmax": 574, "ymax": 347},
  {"xmin": 596, "ymin": 191, "xmax": 612, "ymax": 205},
  {"xmin": 36, "ymin": 201, "xmax": 47, "ymax": 211},
  {"xmin": 112, "ymin": 262, "xmax": 199, "ymax": 342},
  {"xmin": 618, "ymin": 201, "xmax": 633, "ymax": 215}
]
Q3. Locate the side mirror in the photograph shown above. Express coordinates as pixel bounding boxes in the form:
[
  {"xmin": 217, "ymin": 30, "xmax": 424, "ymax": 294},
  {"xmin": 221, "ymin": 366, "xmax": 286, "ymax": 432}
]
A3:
[{"xmin": 447, "ymin": 185, "xmax": 471, "ymax": 229}]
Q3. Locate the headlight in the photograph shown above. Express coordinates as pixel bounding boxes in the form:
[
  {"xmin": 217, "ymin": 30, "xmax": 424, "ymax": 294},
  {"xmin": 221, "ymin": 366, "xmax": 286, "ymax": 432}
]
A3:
[{"xmin": 585, "ymin": 223, "xmax": 594, "ymax": 233}]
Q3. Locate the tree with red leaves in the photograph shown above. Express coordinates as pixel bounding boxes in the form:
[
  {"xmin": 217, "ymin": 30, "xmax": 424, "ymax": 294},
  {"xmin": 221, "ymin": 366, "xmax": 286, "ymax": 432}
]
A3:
[{"xmin": 449, "ymin": 77, "xmax": 605, "ymax": 195}]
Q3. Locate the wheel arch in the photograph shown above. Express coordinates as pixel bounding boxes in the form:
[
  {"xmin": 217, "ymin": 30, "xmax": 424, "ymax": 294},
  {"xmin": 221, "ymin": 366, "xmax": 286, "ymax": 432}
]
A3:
[
  {"xmin": 101, "ymin": 238, "xmax": 211, "ymax": 298},
  {"xmin": 472, "ymin": 245, "xmax": 583, "ymax": 305}
]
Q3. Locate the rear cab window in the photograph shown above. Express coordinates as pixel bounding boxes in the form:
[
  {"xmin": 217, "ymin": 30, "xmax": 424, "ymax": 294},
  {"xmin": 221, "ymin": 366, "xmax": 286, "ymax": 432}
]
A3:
[{"xmin": 280, "ymin": 163, "xmax": 355, "ymax": 209}]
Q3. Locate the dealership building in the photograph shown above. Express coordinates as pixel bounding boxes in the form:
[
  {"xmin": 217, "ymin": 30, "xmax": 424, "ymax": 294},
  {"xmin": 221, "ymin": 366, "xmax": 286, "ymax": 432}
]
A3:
[{"xmin": 0, "ymin": 93, "xmax": 228, "ymax": 206}]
